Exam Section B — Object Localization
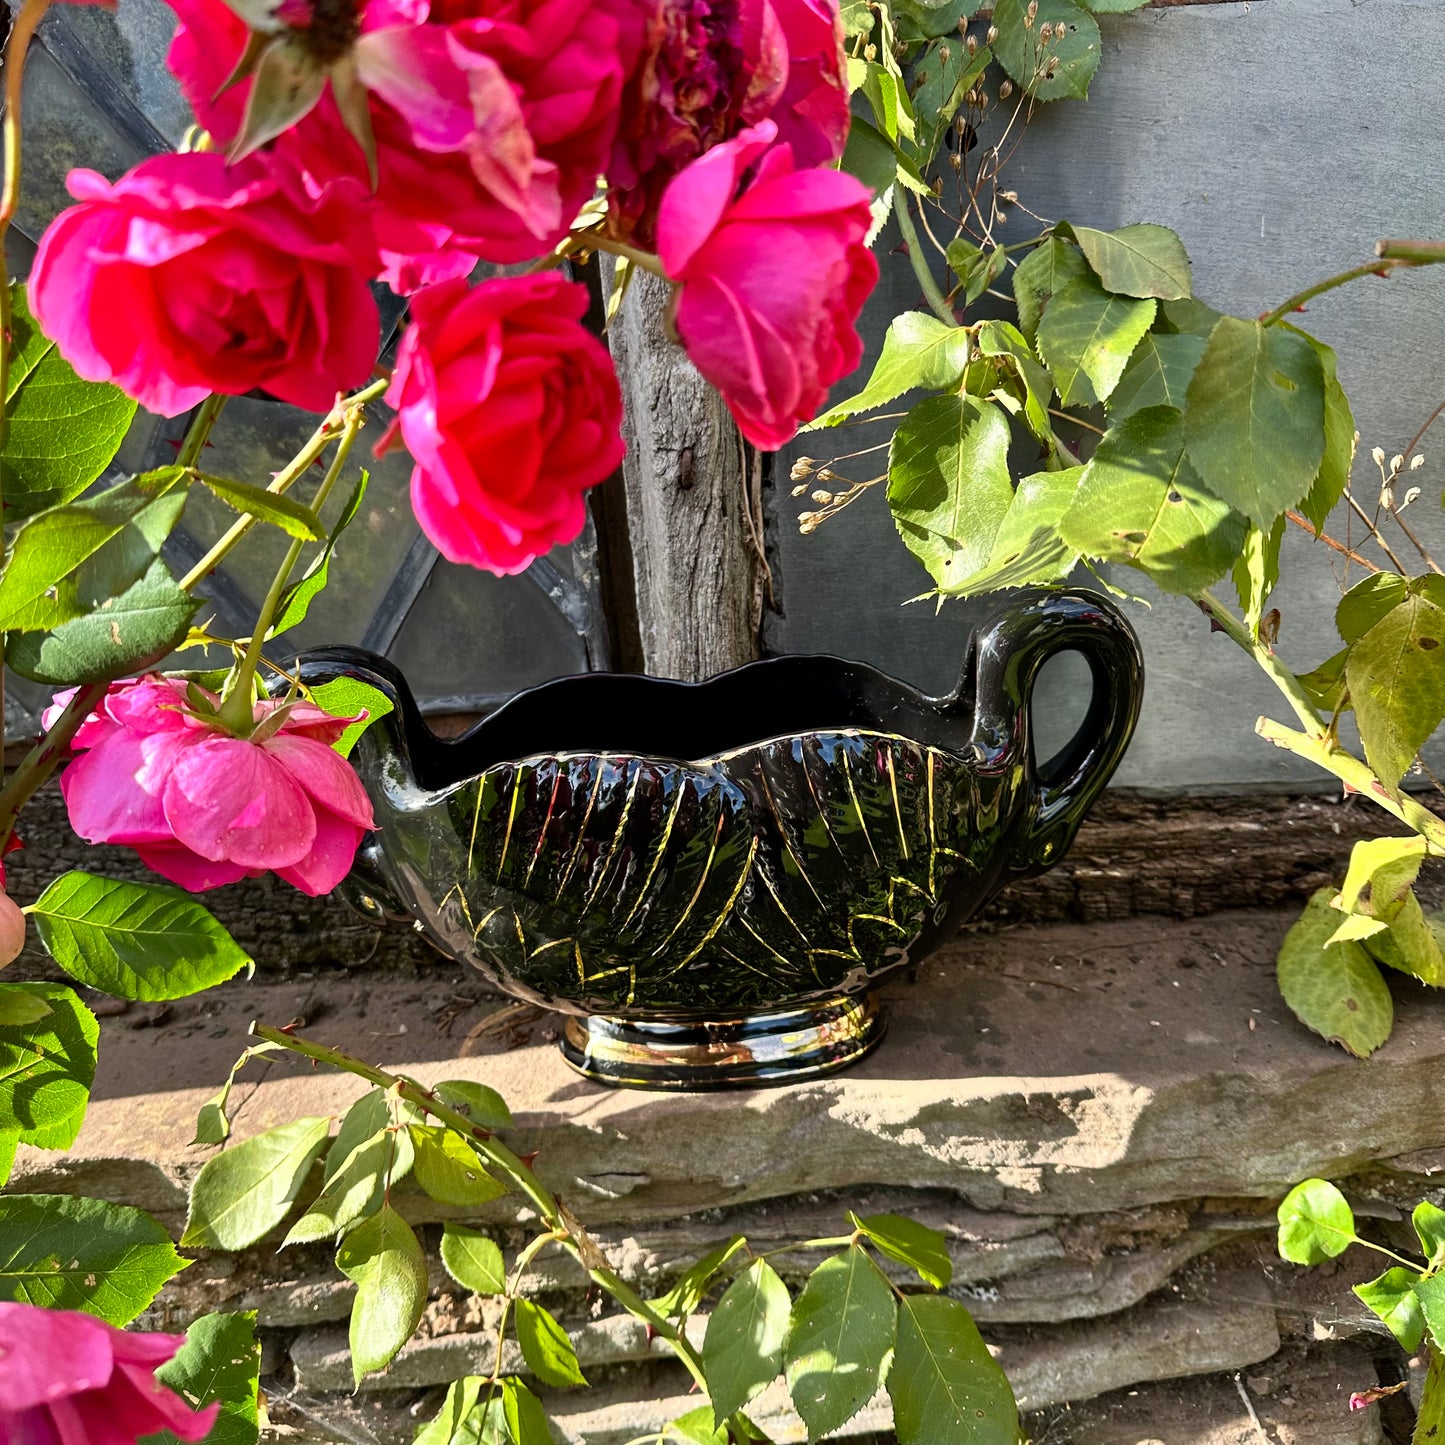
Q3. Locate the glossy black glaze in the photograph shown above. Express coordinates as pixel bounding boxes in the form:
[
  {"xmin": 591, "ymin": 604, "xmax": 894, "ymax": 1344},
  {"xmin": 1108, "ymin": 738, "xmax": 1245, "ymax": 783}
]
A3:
[{"xmin": 298, "ymin": 587, "xmax": 1142, "ymax": 1021}]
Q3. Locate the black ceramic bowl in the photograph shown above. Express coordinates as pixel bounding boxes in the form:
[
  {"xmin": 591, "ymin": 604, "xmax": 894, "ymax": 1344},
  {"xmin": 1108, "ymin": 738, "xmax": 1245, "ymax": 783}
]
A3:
[{"xmin": 298, "ymin": 586, "xmax": 1143, "ymax": 1088}]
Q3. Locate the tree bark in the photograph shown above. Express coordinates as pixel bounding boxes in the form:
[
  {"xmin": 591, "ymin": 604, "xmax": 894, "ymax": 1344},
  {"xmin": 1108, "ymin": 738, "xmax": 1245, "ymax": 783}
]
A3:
[{"xmin": 603, "ymin": 266, "xmax": 766, "ymax": 682}]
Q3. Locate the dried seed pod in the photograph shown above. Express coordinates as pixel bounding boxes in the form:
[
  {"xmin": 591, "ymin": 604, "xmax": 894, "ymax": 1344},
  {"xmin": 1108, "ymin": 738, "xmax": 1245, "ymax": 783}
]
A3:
[
  {"xmin": 789, "ymin": 457, "xmax": 815, "ymax": 481},
  {"xmin": 811, "ymin": 489, "xmax": 834, "ymax": 505},
  {"xmin": 1371, "ymin": 445, "xmax": 1387, "ymax": 466},
  {"xmin": 986, "ymin": 23, "xmax": 998, "ymax": 42},
  {"xmin": 1410, "ymin": 454, "xmax": 1426, "ymax": 470},
  {"xmin": 999, "ymin": 78, "xmax": 1014, "ymax": 99}
]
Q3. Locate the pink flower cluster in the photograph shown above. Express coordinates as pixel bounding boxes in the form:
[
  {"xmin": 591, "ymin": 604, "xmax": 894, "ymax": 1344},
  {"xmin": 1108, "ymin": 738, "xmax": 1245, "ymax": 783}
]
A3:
[
  {"xmin": 28, "ymin": 0, "xmax": 875, "ymax": 574},
  {"xmin": 0, "ymin": 1302, "xmax": 219, "ymax": 1445}
]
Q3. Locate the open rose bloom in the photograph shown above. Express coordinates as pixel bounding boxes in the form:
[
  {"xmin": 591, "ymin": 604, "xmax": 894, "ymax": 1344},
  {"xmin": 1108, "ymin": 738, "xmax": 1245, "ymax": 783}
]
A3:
[
  {"xmin": 47, "ymin": 678, "xmax": 375, "ymax": 896},
  {"xmin": 0, "ymin": 1303, "xmax": 219, "ymax": 1445}
]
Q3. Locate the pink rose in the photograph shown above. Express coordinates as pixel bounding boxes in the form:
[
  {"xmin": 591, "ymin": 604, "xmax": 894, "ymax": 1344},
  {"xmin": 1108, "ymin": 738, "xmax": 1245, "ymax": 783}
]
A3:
[
  {"xmin": 28, "ymin": 152, "xmax": 380, "ymax": 417},
  {"xmin": 378, "ymin": 272, "xmax": 625, "ymax": 573},
  {"xmin": 165, "ymin": 0, "xmax": 631, "ymax": 289},
  {"xmin": 657, "ymin": 120, "xmax": 877, "ymax": 449},
  {"xmin": 767, "ymin": 0, "xmax": 849, "ymax": 169},
  {"xmin": 47, "ymin": 677, "xmax": 374, "ymax": 896},
  {"xmin": 0, "ymin": 1302, "xmax": 219, "ymax": 1445}
]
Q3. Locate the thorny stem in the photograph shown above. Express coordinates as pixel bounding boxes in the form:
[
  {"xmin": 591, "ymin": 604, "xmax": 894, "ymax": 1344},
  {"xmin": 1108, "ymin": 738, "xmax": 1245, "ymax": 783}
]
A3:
[
  {"xmin": 1196, "ymin": 590, "xmax": 1324, "ymax": 736},
  {"xmin": 0, "ymin": 681, "xmax": 105, "ymax": 849},
  {"xmin": 1377, "ymin": 239, "xmax": 1445, "ymax": 265},
  {"xmin": 176, "ymin": 393, "xmax": 228, "ymax": 470},
  {"xmin": 1258, "ymin": 260, "xmax": 1411, "ymax": 327},
  {"xmin": 179, "ymin": 378, "xmax": 386, "ymax": 592},
  {"xmin": 247, "ymin": 1023, "xmax": 715, "ymax": 1397},
  {"xmin": 893, "ymin": 184, "xmax": 956, "ymax": 326}
]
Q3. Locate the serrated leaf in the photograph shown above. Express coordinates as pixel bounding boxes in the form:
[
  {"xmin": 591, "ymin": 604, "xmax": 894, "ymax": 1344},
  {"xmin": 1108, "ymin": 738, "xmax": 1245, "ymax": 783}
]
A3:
[
  {"xmin": 1276, "ymin": 1178, "xmax": 1357, "ymax": 1264},
  {"xmin": 440, "ymin": 1224, "xmax": 507, "ymax": 1296},
  {"xmin": 433, "ymin": 1078, "xmax": 515, "ymax": 1131},
  {"xmin": 947, "ymin": 240, "xmax": 1007, "ymax": 307},
  {"xmin": 1415, "ymin": 1201, "xmax": 1445, "ymax": 1266},
  {"xmin": 1183, "ymin": 316, "xmax": 1326, "ymax": 524},
  {"xmin": 993, "ymin": 0, "xmax": 1100, "ymax": 100},
  {"xmin": 977, "ymin": 319, "xmax": 1056, "ymax": 448},
  {"xmin": 271, "ymin": 470, "xmax": 369, "ymax": 636},
  {"xmin": 304, "ymin": 675, "xmax": 394, "ymax": 758},
  {"xmin": 514, "ymin": 1299, "xmax": 587, "ymax": 1387},
  {"xmin": 941, "ymin": 467, "xmax": 1083, "ymax": 597},
  {"xmin": 1036, "ymin": 275, "xmax": 1155, "ymax": 406},
  {"xmin": 1337, "ymin": 836, "xmax": 1427, "ymax": 918},
  {"xmin": 888, "ymin": 1295, "xmax": 1017, "ymax": 1445},
  {"xmin": 1060, "ymin": 222, "xmax": 1192, "ymax": 300},
  {"xmin": 1, "ymin": 284, "xmax": 138, "ymax": 522},
  {"xmin": 894, "ymin": 0, "xmax": 982, "ymax": 42},
  {"xmin": 703, "ymin": 1258, "xmax": 791, "ymax": 1423},
  {"xmin": 808, "ymin": 314, "xmax": 972, "ymax": 430},
  {"xmin": 0, "ymin": 1193, "xmax": 186, "ymax": 1323},
  {"xmin": 908, "ymin": 40, "xmax": 990, "ymax": 160},
  {"xmin": 1078, "ymin": 0, "xmax": 1149, "ymax": 10},
  {"xmin": 1012, "ymin": 237, "xmax": 1089, "ymax": 342},
  {"xmin": 501, "ymin": 1376, "xmax": 554, "ymax": 1444},
  {"xmin": 0, "ymin": 983, "xmax": 97, "ymax": 1150},
  {"xmin": 1060, "ymin": 406, "xmax": 1246, "ymax": 595},
  {"xmin": 1299, "ymin": 648, "xmax": 1349, "ymax": 714},
  {"xmin": 415, "ymin": 1377, "xmax": 508, "ymax": 1445},
  {"xmin": 1295, "ymin": 335, "xmax": 1356, "ymax": 534},
  {"xmin": 784, "ymin": 1243, "xmax": 898, "ymax": 1439},
  {"xmin": 666, "ymin": 1407, "xmax": 727, "ymax": 1445},
  {"xmin": 1411, "ymin": 1273, "xmax": 1445, "ymax": 1354},
  {"xmin": 147, "ymin": 1311, "xmax": 261, "ymax": 1445},
  {"xmin": 409, "ymin": 1125, "xmax": 506, "ymax": 1207},
  {"xmin": 337, "ymin": 1204, "xmax": 428, "ymax": 1384},
  {"xmin": 6, "ymin": 558, "xmax": 201, "ymax": 686},
  {"xmin": 198, "ymin": 472, "xmax": 325, "ymax": 541},
  {"xmin": 30, "ymin": 871, "xmax": 252, "ymax": 1000},
  {"xmin": 284, "ymin": 1119, "xmax": 410, "ymax": 1247},
  {"xmin": 0, "ymin": 469, "xmax": 189, "ymax": 632},
  {"xmin": 183, "ymin": 1116, "xmax": 331, "ymax": 1250},
  {"xmin": 651, "ymin": 1235, "xmax": 748, "ymax": 1321},
  {"xmin": 1276, "ymin": 889, "xmax": 1393, "ymax": 1058},
  {"xmin": 1345, "ymin": 576, "xmax": 1445, "ymax": 787},
  {"xmin": 1353, "ymin": 1267, "xmax": 1426, "ymax": 1353},
  {"xmin": 839, "ymin": 113, "xmax": 903, "ymax": 199},
  {"xmin": 888, "ymin": 395, "xmax": 1014, "ymax": 590},
  {"xmin": 1361, "ymin": 892, "xmax": 1445, "ymax": 987},
  {"xmin": 1108, "ymin": 332, "xmax": 1207, "ymax": 421},
  {"xmin": 852, "ymin": 1212, "xmax": 953, "ymax": 1289}
]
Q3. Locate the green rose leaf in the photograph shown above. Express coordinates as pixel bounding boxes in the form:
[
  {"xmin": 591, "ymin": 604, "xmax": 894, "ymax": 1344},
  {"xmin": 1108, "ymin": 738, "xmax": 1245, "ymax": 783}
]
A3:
[
  {"xmin": 665, "ymin": 1407, "xmax": 728, "ymax": 1445},
  {"xmin": 409, "ymin": 1125, "xmax": 506, "ymax": 1208},
  {"xmin": 1, "ymin": 283, "xmax": 138, "ymax": 522},
  {"xmin": 304, "ymin": 675, "xmax": 395, "ymax": 759},
  {"xmin": 1354, "ymin": 1267, "xmax": 1426, "ymax": 1354},
  {"xmin": 1415, "ymin": 1202, "xmax": 1445, "ymax": 1267},
  {"xmin": 784, "ymin": 1243, "xmax": 898, "ymax": 1439},
  {"xmin": 1108, "ymin": 332, "xmax": 1207, "ymax": 421},
  {"xmin": 0, "ymin": 983, "xmax": 98, "ymax": 1151},
  {"xmin": 433, "ymin": 1078, "xmax": 514, "ymax": 1130},
  {"xmin": 942, "ymin": 467, "xmax": 1083, "ymax": 598},
  {"xmin": 414, "ymin": 1377, "xmax": 507, "ymax": 1445},
  {"xmin": 1183, "ymin": 316, "xmax": 1326, "ymax": 525},
  {"xmin": 808, "ymin": 313, "xmax": 973, "ymax": 430},
  {"xmin": 283, "ymin": 1114, "xmax": 411, "ymax": 1248},
  {"xmin": 993, "ymin": 0, "xmax": 1100, "ymax": 101},
  {"xmin": 1338, "ymin": 573, "xmax": 1409, "ymax": 644},
  {"xmin": 514, "ymin": 1298, "xmax": 588, "ymax": 1388},
  {"xmin": 908, "ymin": 39, "xmax": 990, "ymax": 161},
  {"xmin": 1277, "ymin": 890, "xmax": 1394, "ymax": 1058},
  {"xmin": 978, "ymin": 319, "xmax": 1057, "ymax": 449},
  {"xmin": 1232, "ymin": 518, "xmax": 1285, "ymax": 639},
  {"xmin": 1059, "ymin": 222, "xmax": 1192, "ymax": 300},
  {"xmin": 0, "ymin": 468, "xmax": 189, "ymax": 633},
  {"xmin": 1035, "ymin": 275, "xmax": 1156, "ymax": 407},
  {"xmin": 946, "ymin": 239, "xmax": 1007, "ymax": 307},
  {"xmin": 852, "ymin": 1211, "xmax": 954, "ymax": 1289},
  {"xmin": 1277, "ymin": 1178, "xmax": 1357, "ymax": 1265},
  {"xmin": 1011, "ymin": 237, "xmax": 1089, "ymax": 342},
  {"xmin": 654, "ymin": 1235, "xmax": 748, "ymax": 1320},
  {"xmin": 1077, "ymin": 0, "xmax": 1149, "ymax": 11},
  {"xmin": 888, "ymin": 395, "xmax": 1014, "ymax": 591},
  {"xmin": 1411, "ymin": 1274, "xmax": 1445, "ymax": 1355},
  {"xmin": 270, "ymin": 469, "xmax": 369, "ymax": 636},
  {"xmin": 0, "ymin": 1193, "xmax": 187, "ymax": 1324},
  {"xmin": 0, "ymin": 987, "xmax": 53, "ymax": 1027},
  {"xmin": 30, "ymin": 871, "xmax": 253, "ymax": 1001},
  {"xmin": 440, "ymin": 1224, "xmax": 507, "ymax": 1296},
  {"xmin": 500, "ymin": 1376, "xmax": 554, "ymax": 1444},
  {"xmin": 144, "ymin": 1311, "xmax": 262, "ymax": 1445},
  {"xmin": 337, "ymin": 1203, "xmax": 429, "ymax": 1384},
  {"xmin": 1344, "ymin": 575, "xmax": 1445, "ymax": 788},
  {"xmin": 183, "ymin": 1116, "xmax": 331, "ymax": 1250},
  {"xmin": 888, "ymin": 1295, "xmax": 1018, "ymax": 1445},
  {"xmin": 1294, "ymin": 334, "xmax": 1356, "ymax": 534},
  {"xmin": 6, "ymin": 557, "xmax": 201, "ymax": 686},
  {"xmin": 703, "ymin": 1258, "xmax": 791, "ymax": 1423},
  {"xmin": 1060, "ymin": 406, "xmax": 1247, "ymax": 595},
  {"xmin": 197, "ymin": 472, "xmax": 325, "ymax": 541}
]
